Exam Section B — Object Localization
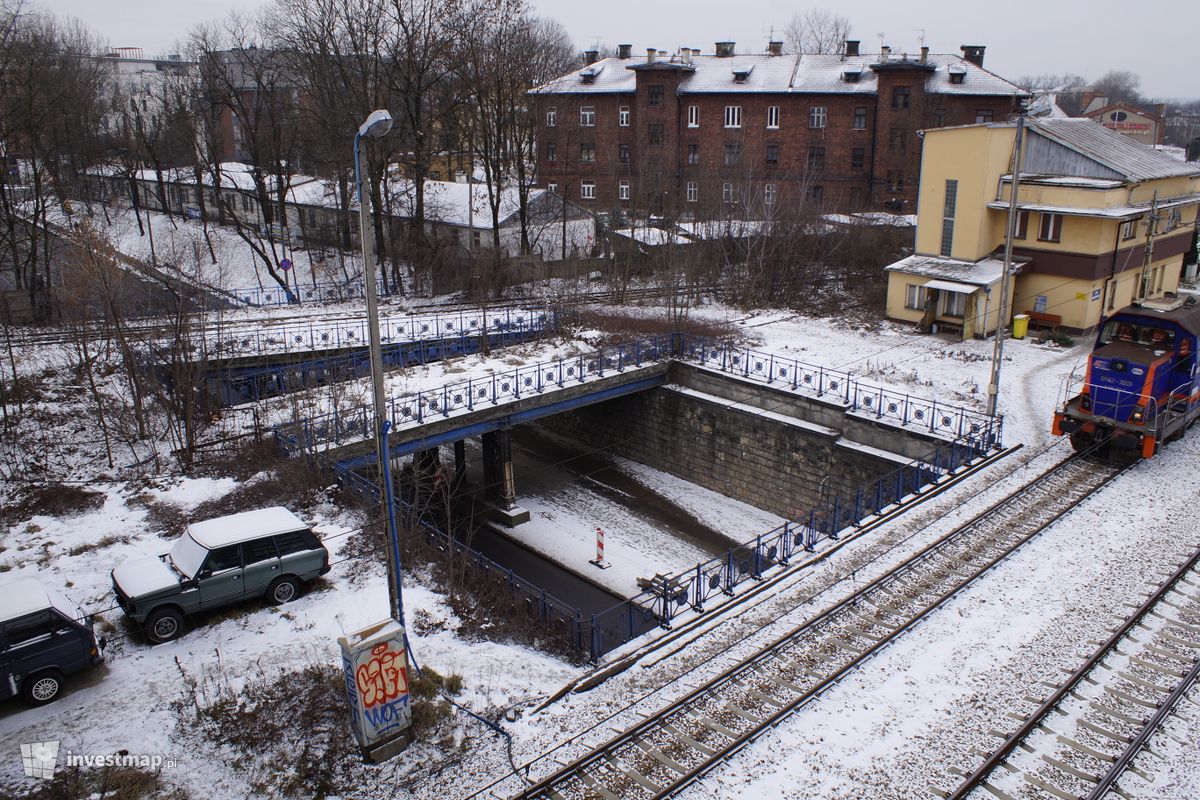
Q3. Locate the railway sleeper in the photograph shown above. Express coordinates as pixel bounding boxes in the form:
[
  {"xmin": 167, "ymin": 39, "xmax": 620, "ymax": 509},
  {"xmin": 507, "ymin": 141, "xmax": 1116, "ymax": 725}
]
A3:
[
  {"xmin": 1130, "ymin": 654, "xmax": 1187, "ymax": 678},
  {"xmin": 1041, "ymin": 753, "xmax": 1100, "ymax": 784},
  {"xmin": 1118, "ymin": 670, "xmax": 1175, "ymax": 694},
  {"xmin": 1158, "ymin": 629, "xmax": 1200, "ymax": 650},
  {"xmin": 684, "ymin": 709, "xmax": 739, "ymax": 739},
  {"xmin": 1022, "ymin": 771, "xmax": 1078, "ymax": 800},
  {"xmin": 604, "ymin": 753, "xmax": 663, "ymax": 794},
  {"xmin": 1089, "ymin": 699, "xmax": 1146, "ymax": 726},
  {"xmin": 633, "ymin": 739, "xmax": 687, "ymax": 775},
  {"xmin": 1104, "ymin": 684, "xmax": 1161, "ymax": 710},
  {"xmin": 1057, "ymin": 734, "xmax": 1117, "ymax": 763},
  {"xmin": 1078, "ymin": 718, "xmax": 1133, "ymax": 744},
  {"xmin": 659, "ymin": 722, "xmax": 716, "ymax": 756}
]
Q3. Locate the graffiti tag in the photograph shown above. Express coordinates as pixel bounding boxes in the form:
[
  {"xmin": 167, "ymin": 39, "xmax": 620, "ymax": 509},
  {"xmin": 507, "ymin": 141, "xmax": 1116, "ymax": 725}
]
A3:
[{"xmin": 355, "ymin": 642, "xmax": 410, "ymax": 709}]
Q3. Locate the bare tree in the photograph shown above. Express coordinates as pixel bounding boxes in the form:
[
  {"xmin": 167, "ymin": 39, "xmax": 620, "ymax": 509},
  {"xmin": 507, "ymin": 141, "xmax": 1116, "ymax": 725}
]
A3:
[
  {"xmin": 1091, "ymin": 70, "xmax": 1143, "ymax": 106},
  {"xmin": 784, "ymin": 9, "xmax": 851, "ymax": 56}
]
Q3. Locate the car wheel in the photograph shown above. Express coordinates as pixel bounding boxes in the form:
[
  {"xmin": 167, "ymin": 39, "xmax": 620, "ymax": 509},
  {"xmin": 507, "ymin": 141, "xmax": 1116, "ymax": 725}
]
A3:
[
  {"xmin": 145, "ymin": 607, "xmax": 184, "ymax": 644},
  {"xmin": 22, "ymin": 671, "xmax": 63, "ymax": 706},
  {"xmin": 268, "ymin": 576, "xmax": 302, "ymax": 605}
]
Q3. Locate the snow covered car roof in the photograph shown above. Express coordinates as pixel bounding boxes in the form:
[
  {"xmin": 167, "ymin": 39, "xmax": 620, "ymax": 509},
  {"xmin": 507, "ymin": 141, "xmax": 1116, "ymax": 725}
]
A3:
[
  {"xmin": 0, "ymin": 578, "xmax": 83, "ymax": 624},
  {"xmin": 185, "ymin": 506, "xmax": 308, "ymax": 550}
]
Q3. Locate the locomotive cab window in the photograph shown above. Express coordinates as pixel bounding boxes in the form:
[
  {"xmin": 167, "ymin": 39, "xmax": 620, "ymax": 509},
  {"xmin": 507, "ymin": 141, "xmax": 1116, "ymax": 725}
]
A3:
[{"xmin": 1099, "ymin": 320, "xmax": 1175, "ymax": 350}]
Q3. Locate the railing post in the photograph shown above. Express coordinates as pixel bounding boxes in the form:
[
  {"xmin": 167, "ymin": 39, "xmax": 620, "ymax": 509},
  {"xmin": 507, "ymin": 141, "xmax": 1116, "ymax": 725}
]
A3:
[
  {"xmin": 806, "ymin": 508, "xmax": 817, "ymax": 551},
  {"xmin": 829, "ymin": 497, "xmax": 840, "ymax": 540}
]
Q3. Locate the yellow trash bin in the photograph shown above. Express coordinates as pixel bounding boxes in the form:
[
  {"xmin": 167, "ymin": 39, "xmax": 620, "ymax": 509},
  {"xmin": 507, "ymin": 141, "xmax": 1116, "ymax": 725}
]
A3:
[{"xmin": 1012, "ymin": 314, "xmax": 1030, "ymax": 340}]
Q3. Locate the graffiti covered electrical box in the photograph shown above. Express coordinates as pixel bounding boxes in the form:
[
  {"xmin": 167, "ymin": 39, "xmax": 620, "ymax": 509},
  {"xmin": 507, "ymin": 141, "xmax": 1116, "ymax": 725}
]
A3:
[{"xmin": 339, "ymin": 618, "xmax": 412, "ymax": 761}]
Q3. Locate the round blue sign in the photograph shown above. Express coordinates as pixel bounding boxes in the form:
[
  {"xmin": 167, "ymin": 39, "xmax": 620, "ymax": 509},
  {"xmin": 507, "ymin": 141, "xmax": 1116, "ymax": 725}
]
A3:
[{"xmin": 280, "ymin": 258, "xmax": 293, "ymax": 271}]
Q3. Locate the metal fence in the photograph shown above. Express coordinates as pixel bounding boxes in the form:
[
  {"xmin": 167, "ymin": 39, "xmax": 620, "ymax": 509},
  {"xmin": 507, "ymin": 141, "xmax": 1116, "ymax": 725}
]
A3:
[
  {"xmin": 186, "ymin": 306, "xmax": 552, "ymax": 361},
  {"xmin": 230, "ymin": 278, "xmax": 384, "ymax": 307}
]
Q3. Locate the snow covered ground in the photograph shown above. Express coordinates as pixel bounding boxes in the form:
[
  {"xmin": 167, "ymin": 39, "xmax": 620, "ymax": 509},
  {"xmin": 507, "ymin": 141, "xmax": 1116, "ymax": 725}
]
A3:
[{"xmin": 2, "ymin": 292, "xmax": 1197, "ymax": 799}]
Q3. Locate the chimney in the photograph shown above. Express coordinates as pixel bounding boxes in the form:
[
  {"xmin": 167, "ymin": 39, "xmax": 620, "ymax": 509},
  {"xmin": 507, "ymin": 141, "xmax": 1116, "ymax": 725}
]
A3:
[
  {"xmin": 844, "ymin": 39, "xmax": 860, "ymax": 57},
  {"xmin": 646, "ymin": 47, "xmax": 656, "ymax": 64},
  {"xmin": 583, "ymin": 50, "xmax": 599, "ymax": 66},
  {"xmin": 767, "ymin": 40, "xmax": 783, "ymax": 56},
  {"xmin": 960, "ymin": 45, "xmax": 985, "ymax": 67},
  {"xmin": 880, "ymin": 45, "xmax": 891, "ymax": 62},
  {"xmin": 920, "ymin": 46, "xmax": 928, "ymax": 63},
  {"xmin": 617, "ymin": 43, "xmax": 632, "ymax": 59},
  {"xmin": 715, "ymin": 41, "xmax": 735, "ymax": 58}
]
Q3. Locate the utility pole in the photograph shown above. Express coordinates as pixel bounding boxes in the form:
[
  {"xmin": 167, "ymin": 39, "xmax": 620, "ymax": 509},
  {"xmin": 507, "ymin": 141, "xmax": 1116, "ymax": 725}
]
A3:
[
  {"xmin": 986, "ymin": 110, "xmax": 1026, "ymax": 419},
  {"xmin": 1139, "ymin": 191, "xmax": 1159, "ymax": 300}
]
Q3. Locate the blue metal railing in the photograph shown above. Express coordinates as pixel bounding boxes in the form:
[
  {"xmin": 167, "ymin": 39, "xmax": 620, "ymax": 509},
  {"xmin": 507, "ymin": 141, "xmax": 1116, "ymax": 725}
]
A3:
[{"xmin": 230, "ymin": 277, "xmax": 385, "ymax": 307}]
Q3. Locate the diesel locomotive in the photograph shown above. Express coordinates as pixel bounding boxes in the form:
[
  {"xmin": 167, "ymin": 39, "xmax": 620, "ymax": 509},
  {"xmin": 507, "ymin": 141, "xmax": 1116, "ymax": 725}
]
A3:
[{"xmin": 1053, "ymin": 295, "xmax": 1200, "ymax": 459}]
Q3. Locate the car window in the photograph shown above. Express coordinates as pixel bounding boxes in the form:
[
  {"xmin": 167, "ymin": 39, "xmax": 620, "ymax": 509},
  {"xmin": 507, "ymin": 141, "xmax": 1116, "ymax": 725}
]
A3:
[
  {"xmin": 203, "ymin": 545, "xmax": 242, "ymax": 573},
  {"xmin": 4, "ymin": 610, "xmax": 68, "ymax": 647},
  {"xmin": 275, "ymin": 531, "xmax": 317, "ymax": 555},
  {"xmin": 242, "ymin": 537, "xmax": 278, "ymax": 565}
]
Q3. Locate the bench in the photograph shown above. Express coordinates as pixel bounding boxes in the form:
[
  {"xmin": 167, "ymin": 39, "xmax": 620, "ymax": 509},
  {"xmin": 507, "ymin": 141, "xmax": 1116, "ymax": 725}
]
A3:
[{"xmin": 1023, "ymin": 310, "xmax": 1062, "ymax": 329}]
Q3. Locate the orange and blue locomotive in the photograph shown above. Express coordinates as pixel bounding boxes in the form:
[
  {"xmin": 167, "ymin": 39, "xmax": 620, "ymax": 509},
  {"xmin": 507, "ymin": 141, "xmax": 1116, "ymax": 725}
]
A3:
[{"xmin": 1053, "ymin": 296, "xmax": 1200, "ymax": 458}]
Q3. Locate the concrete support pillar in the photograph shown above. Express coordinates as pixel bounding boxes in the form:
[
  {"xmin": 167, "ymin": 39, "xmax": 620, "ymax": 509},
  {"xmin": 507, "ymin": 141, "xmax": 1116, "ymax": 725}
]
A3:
[
  {"xmin": 481, "ymin": 428, "xmax": 517, "ymax": 509},
  {"xmin": 453, "ymin": 440, "xmax": 466, "ymax": 491}
]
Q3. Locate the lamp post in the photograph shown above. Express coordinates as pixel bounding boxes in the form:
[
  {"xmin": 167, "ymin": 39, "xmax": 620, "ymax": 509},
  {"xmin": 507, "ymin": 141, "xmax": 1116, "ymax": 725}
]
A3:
[
  {"xmin": 353, "ymin": 109, "xmax": 405, "ymax": 626},
  {"xmin": 986, "ymin": 109, "xmax": 1026, "ymax": 419}
]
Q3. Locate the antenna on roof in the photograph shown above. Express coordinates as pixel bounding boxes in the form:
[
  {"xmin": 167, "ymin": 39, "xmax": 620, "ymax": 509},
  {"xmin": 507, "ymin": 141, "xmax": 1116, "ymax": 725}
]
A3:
[{"xmin": 914, "ymin": 28, "xmax": 925, "ymax": 49}]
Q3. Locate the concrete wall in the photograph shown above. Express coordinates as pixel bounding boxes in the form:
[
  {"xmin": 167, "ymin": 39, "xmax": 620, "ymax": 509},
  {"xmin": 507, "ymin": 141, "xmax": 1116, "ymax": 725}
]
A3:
[{"xmin": 539, "ymin": 367, "xmax": 924, "ymax": 519}]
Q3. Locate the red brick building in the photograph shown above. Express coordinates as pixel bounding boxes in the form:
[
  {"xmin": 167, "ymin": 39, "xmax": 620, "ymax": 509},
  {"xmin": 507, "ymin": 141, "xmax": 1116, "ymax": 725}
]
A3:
[{"xmin": 530, "ymin": 41, "xmax": 1026, "ymax": 218}]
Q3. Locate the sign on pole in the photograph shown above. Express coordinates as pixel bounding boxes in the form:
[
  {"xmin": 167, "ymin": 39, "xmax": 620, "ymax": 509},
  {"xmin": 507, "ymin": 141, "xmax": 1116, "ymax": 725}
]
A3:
[{"xmin": 339, "ymin": 618, "xmax": 412, "ymax": 762}]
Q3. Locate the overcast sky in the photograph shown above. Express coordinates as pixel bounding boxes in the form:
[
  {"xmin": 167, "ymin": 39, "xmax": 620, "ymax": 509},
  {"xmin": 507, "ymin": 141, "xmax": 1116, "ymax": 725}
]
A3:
[{"xmin": 55, "ymin": 0, "xmax": 1198, "ymax": 99}]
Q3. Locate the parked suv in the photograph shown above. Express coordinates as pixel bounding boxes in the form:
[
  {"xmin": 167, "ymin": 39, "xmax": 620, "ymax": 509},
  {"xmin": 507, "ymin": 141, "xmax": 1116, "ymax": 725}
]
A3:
[
  {"xmin": 0, "ymin": 579, "xmax": 105, "ymax": 705},
  {"xmin": 112, "ymin": 507, "xmax": 330, "ymax": 644}
]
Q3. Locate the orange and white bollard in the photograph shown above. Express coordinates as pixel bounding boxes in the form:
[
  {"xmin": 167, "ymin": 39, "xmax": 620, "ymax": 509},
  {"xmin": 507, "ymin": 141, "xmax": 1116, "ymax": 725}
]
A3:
[{"xmin": 590, "ymin": 526, "xmax": 611, "ymax": 569}]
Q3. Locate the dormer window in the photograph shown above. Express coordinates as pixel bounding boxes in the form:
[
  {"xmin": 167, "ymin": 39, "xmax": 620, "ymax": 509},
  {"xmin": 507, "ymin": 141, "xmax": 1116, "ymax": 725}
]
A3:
[
  {"xmin": 580, "ymin": 64, "xmax": 603, "ymax": 84},
  {"xmin": 842, "ymin": 65, "xmax": 863, "ymax": 83},
  {"xmin": 732, "ymin": 65, "xmax": 753, "ymax": 83},
  {"xmin": 948, "ymin": 65, "xmax": 966, "ymax": 85}
]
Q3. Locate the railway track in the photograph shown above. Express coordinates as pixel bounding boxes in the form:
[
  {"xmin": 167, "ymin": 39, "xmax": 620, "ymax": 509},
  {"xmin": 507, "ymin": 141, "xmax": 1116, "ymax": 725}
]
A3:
[
  {"xmin": 484, "ymin": 450, "xmax": 1130, "ymax": 800},
  {"xmin": 941, "ymin": 542, "xmax": 1200, "ymax": 800}
]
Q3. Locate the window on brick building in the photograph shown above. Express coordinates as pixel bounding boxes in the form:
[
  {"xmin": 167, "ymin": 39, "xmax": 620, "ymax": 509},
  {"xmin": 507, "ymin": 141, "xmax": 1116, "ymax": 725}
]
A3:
[
  {"xmin": 933, "ymin": 108, "xmax": 946, "ymax": 127},
  {"xmin": 810, "ymin": 185, "xmax": 823, "ymax": 202},
  {"xmin": 722, "ymin": 182, "xmax": 734, "ymax": 202},
  {"xmin": 724, "ymin": 142, "xmax": 741, "ymax": 165},
  {"xmin": 767, "ymin": 106, "xmax": 780, "ymax": 128},
  {"xmin": 687, "ymin": 181, "xmax": 698, "ymax": 202},
  {"xmin": 853, "ymin": 107, "xmax": 867, "ymax": 129},
  {"xmin": 1038, "ymin": 212, "xmax": 1063, "ymax": 242},
  {"xmin": 579, "ymin": 106, "xmax": 595, "ymax": 126},
  {"xmin": 687, "ymin": 143, "xmax": 699, "ymax": 164},
  {"xmin": 619, "ymin": 106, "xmax": 630, "ymax": 126},
  {"xmin": 546, "ymin": 107, "xmax": 556, "ymax": 127},
  {"xmin": 975, "ymin": 109, "xmax": 994, "ymax": 123},
  {"xmin": 889, "ymin": 128, "xmax": 906, "ymax": 152},
  {"xmin": 764, "ymin": 183, "xmax": 777, "ymax": 205},
  {"xmin": 892, "ymin": 86, "xmax": 911, "ymax": 109},
  {"xmin": 809, "ymin": 106, "xmax": 827, "ymax": 128},
  {"xmin": 649, "ymin": 124, "xmax": 664, "ymax": 145},
  {"xmin": 547, "ymin": 182, "xmax": 558, "ymax": 194},
  {"xmin": 851, "ymin": 147, "xmax": 864, "ymax": 169},
  {"xmin": 849, "ymin": 186, "xmax": 864, "ymax": 208},
  {"xmin": 618, "ymin": 143, "xmax": 630, "ymax": 164},
  {"xmin": 766, "ymin": 144, "xmax": 779, "ymax": 166},
  {"xmin": 807, "ymin": 146, "xmax": 825, "ymax": 170},
  {"xmin": 545, "ymin": 142, "xmax": 557, "ymax": 162},
  {"xmin": 580, "ymin": 143, "xmax": 595, "ymax": 162},
  {"xmin": 580, "ymin": 180, "xmax": 595, "ymax": 199},
  {"xmin": 648, "ymin": 84, "xmax": 664, "ymax": 106},
  {"xmin": 618, "ymin": 180, "xmax": 630, "ymax": 200},
  {"xmin": 688, "ymin": 105, "xmax": 699, "ymax": 127},
  {"xmin": 887, "ymin": 170, "xmax": 904, "ymax": 191},
  {"xmin": 724, "ymin": 105, "xmax": 742, "ymax": 128}
]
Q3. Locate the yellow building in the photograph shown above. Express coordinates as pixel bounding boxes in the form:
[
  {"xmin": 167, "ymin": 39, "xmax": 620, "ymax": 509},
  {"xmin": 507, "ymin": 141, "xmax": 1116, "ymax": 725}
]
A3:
[{"xmin": 885, "ymin": 118, "xmax": 1200, "ymax": 339}]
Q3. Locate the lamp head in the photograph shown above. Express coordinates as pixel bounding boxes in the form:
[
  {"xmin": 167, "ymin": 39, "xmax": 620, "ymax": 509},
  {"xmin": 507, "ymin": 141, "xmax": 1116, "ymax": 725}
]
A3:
[{"xmin": 358, "ymin": 109, "xmax": 393, "ymax": 139}]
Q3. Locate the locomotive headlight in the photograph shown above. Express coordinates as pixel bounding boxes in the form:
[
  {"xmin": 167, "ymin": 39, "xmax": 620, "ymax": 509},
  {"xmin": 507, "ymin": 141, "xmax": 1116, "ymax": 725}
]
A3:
[
  {"xmin": 1131, "ymin": 406, "xmax": 1145, "ymax": 423},
  {"xmin": 1081, "ymin": 396, "xmax": 1091, "ymax": 411}
]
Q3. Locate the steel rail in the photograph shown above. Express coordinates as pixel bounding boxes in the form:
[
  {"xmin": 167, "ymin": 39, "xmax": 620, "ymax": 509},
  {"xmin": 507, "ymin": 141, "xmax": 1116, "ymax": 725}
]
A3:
[
  {"xmin": 511, "ymin": 447, "xmax": 1128, "ymax": 800},
  {"xmin": 946, "ymin": 542, "xmax": 1200, "ymax": 800}
]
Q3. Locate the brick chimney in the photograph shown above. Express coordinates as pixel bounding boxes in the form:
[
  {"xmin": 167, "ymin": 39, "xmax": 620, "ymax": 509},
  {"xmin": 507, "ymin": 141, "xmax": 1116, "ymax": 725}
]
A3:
[
  {"xmin": 920, "ymin": 46, "xmax": 929, "ymax": 63},
  {"xmin": 583, "ymin": 50, "xmax": 599, "ymax": 66},
  {"xmin": 767, "ymin": 40, "xmax": 783, "ymax": 56},
  {"xmin": 880, "ymin": 45, "xmax": 890, "ymax": 62},
  {"xmin": 617, "ymin": 43, "xmax": 632, "ymax": 59},
  {"xmin": 844, "ymin": 39, "xmax": 860, "ymax": 57},
  {"xmin": 960, "ymin": 45, "xmax": 985, "ymax": 67},
  {"xmin": 646, "ymin": 47, "xmax": 656, "ymax": 64},
  {"xmin": 715, "ymin": 41, "xmax": 735, "ymax": 58}
]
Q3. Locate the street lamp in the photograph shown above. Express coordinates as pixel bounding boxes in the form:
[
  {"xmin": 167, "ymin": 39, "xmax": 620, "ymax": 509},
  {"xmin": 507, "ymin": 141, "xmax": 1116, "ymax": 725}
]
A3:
[{"xmin": 353, "ymin": 109, "xmax": 405, "ymax": 626}]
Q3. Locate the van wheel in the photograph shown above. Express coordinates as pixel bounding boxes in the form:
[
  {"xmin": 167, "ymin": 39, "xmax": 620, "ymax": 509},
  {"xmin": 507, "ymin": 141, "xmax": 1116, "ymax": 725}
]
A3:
[
  {"xmin": 145, "ymin": 608, "xmax": 184, "ymax": 644},
  {"xmin": 22, "ymin": 670, "xmax": 63, "ymax": 706},
  {"xmin": 269, "ymin": 576, "xmax": 301, "ymax": 605}
]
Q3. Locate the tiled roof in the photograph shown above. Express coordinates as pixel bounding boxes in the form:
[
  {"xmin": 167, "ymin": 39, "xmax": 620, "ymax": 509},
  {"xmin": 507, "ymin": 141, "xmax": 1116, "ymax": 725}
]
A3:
[
  {"xmin": 1026, "ymin": 118, "xmax": 1200, "ymax": 182},
  {"xmin": 531, "ymin": 52, "xmax": 1025, "ymax": 97}
]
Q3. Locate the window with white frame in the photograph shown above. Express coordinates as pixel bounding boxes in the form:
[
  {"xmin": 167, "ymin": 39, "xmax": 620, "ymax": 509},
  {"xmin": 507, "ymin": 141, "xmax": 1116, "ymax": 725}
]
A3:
[
  {"xmin": 1121, "ymin": 218, "xmax": 1138, "ymax": 240},
  {"xmin": 767, "ymin": 106, "xmax": 780, "ymax": 128},
  {"xmin": 722, "ymin": 182, "xmax": 734, "ymax": 202},
  {"xmin": 809, "ymin": 106, "xmax": 827, "ymax": 128},
  {"xmin": 618, "ymin": 106, "xmax": 630, "ymax": 126},
  {"xmin": 687, "ymin": 105, "xmax": 699, "ymax": 127},
  {"xmin": 942, "ymin": 290, "xmax": 967, "ymax": 318},
  {"xmin": 547, "ymin": 182, "xmax": 558, "ymax": 194},
  {"xmin": 724, "ymin": 105, "xmax": 742, "ymax": 128},
  {"xmin": 618, "ymin": 180, "xmax": 630, "ymax": 200},
  {"xmin": 546, "ymin": 107, "xmax": 556, "ymax": 127},
  {"xmin": 764, "ymin": 183, "xmax": 777, "ymax": 205},
  {"xmin": 905, "ymin": 283, "xmax": 927, "ymax": 310},
  {"xmin": 580, "ymin": 106, "xmax": 596, "ymax": 126},
  {"xmin": 686, "ymin": 181, "xmax": 698, "ymax": 202},
  {"xmin": 1038, "ymin": 212, "xmax": 1063, "ymax": 242},
  {"xmin": 580, "ymin": 180, "xmax": 595, "ymax": 199}
]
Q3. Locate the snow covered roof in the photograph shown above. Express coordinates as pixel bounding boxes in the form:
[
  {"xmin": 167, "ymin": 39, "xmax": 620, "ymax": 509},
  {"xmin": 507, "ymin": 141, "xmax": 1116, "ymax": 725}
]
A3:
[
  {"xmin": 186, "ymin": 506, "xmax": 308, "ymax": 549},
  {"xmin": 885, "ymin": 254, "xmax": 1010, "ymax": 286},
  {"xmin": 1024, "ymin": 118, "xmax": 1199, "ymax": 182},
  {"xmin": 676, "ymin": 220, "xmax": 766, "ymax": 239},
  {"xmin": 389, "ymin": 180, "xmax": 543, "ymax": 229},
  {"xmin": 0, "ymin": 579, "xmax": 80, "ymax": 623},
  {"xmin": 614, "ymin": 226, "xmax": 693, "ymax": 246},
  {"xmin": 988, "ymin": 191, "xmax": 1200, "ymax": 220},
  {"xmin": 531, "ymin": 52, "xmax": 1025, "ymax": 97},
  {"xmin": 821, "ymin": 212, "xmax": 916, "ymax": 227}
]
